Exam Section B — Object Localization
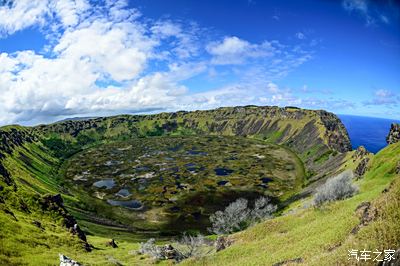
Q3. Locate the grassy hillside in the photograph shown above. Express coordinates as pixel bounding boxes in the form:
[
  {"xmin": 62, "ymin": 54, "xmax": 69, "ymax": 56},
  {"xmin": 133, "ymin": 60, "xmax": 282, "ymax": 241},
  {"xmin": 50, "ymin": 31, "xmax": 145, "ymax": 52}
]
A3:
[
  {"xmin": 1, "ymin": 131, "xmax": 396, "ymax": 265},
  {"xmin": 2, "ymin": 105, "xmax": 388, "ymax": 265},
  {"xmin": 183, "ymin": 142, "xmax": 400, "ymax": 265}
]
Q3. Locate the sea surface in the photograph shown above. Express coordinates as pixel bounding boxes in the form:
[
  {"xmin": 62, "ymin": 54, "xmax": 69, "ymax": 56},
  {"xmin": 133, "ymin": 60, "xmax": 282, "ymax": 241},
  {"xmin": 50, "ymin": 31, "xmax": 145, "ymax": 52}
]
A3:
[{"xmin": 338, "ymin": 114, "xmax": 400, "ymax": 153}]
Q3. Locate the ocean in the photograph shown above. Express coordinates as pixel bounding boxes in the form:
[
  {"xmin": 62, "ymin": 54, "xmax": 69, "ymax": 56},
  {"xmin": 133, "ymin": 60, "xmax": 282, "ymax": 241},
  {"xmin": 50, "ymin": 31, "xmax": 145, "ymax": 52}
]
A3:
[{"xmin": 338, "ymin": 114, "xmax": 400, "ymax": 154}]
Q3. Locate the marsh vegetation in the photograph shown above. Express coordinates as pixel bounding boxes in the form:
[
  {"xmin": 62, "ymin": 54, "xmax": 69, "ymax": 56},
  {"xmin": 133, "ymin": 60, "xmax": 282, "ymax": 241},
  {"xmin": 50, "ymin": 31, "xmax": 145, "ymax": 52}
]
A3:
[{"xmin": 62, "ymin": 135, "xmax": 304, "ymax": 235}]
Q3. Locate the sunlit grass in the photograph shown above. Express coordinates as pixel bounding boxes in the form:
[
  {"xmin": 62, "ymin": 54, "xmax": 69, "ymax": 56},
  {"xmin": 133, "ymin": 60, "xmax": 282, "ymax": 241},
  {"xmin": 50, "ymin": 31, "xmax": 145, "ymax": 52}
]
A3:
[{"xmin": 181, "ymin": 142, "xmax": 400, "ymax": 265}]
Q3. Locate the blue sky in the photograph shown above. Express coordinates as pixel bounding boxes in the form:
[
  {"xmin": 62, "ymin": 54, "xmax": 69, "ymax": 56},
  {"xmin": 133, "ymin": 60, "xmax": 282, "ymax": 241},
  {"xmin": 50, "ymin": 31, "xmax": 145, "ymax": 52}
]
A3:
[{"xmin": 0, "ymin": 0, "xmax": 399, "ymax": 126}]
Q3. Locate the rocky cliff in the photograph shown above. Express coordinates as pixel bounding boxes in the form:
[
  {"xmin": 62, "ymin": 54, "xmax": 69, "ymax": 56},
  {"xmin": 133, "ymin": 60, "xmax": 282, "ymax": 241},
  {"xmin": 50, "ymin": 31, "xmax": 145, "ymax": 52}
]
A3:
[
  {"xmin": 387, "ymin": 123, "xmax": 400, "ymax": 144},
  {"xmin": 34, "ymin": 106, "xmax": 351, "ymax": 161},
  {"xmin": 0, "ymin": 126, "xmax": 37, "ymax": 159},
  {"xmin": 0, "ymin": 127, "xmax": 38, "ymax": 186}
]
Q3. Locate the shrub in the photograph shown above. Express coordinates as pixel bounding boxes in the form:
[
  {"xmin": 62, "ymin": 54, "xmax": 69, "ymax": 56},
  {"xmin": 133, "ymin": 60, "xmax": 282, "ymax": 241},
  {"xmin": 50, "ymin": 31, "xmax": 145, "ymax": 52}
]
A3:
[
  {"xmin": 209, "ymin": 198, "xmax": 250, "ymax": 234},
  {"xmin": 251, "ymin": 197, "xmax": 277, "ymax": 222},
  {"xmin": 138, "ymin": 234, "xmax": 212, "ymax": 262},
  {"xmin": 314, "ymin": 170, "xmax": 358, "ymax": 206},
  {"xmin": 209, "ymin": 197, "xmax": 277, "ymax": 235},
  {"xmin": 138, "ymin": 238, "xmax": 164, "ymax": 260},
  {"xmin": 174, "ymin": 233, "xmax": 213, "ymax": 261}
]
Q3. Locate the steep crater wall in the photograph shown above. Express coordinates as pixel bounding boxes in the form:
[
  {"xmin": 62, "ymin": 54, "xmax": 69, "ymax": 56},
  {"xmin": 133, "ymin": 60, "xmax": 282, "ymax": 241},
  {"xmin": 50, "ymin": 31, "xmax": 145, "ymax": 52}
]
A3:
[{"xmin": 34, "ymin": 106, "xmax": 351, "ymax": 163}]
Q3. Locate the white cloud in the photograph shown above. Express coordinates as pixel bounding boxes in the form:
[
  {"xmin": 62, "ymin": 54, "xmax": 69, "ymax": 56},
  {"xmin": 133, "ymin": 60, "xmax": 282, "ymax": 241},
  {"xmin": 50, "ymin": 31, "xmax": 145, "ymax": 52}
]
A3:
[
  {"xmin": 0, "ymin": 0, "xmax": 94, "ymax": 37},
  {"xmin": 0, "ymin": 0, "xmax": 50, "ymax": 36},
  {"xmin": 266, "ymin": 82, "xmax": 279, "ymax": 93},
  {"xmin": 151, "ymin": 20, "xmax": 201, "ymax": 59},
  {"xmin": 206, "ymin": 36, "xmax": 275, "ymax": 65},
  {"xmin": 207, "ymin": 36, "xmax": 250, "ymax": 56},
  {"xmin": 0, "ymin": 1, "xmax": 317, "ymax": 126},
  {"xmin": 205, "ymin": 37, "xmax": 312, "ymax": 81},
  {"xmin": 54, "ymin": 20, "xmax": 155, "ymax": 82},
  {"xmin": 0, "ymin": 1, "xmax": 180, "ymax": 124},
  {"xmin": 363, "ymin": 89, "xmax": 399, "ymax": 106},
  {"xmin": 53, "ymin": 0, "xmax": 90, "ymax": 28},
  {"xmin": 179, "ymin": 83, "xmax": 295, "ymax": 111}
]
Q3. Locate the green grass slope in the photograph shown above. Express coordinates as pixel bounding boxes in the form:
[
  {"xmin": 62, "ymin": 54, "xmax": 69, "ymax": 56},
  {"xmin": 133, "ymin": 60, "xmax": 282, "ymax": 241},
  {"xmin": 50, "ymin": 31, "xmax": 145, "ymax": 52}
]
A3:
[
  {"xmin": 0, "ymin": 106, "xmax": 368, "ymax": 265},
  {"xmin": 184, "ymin": 142, "xmax": 400, "ymax": 266}
]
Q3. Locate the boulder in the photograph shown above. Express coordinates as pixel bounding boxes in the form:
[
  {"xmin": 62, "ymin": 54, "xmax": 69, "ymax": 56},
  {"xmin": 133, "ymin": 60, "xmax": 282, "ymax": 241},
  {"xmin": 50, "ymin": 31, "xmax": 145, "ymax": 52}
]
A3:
[
  {"xmin": 215, "ymin": 236, "xmax": 232, "ymax": 252},
  {"xmin": 107, "ymin": 239, "xmax": 118, "ymax": 248},
  {"xmin": 387, "ymin": 123, "xmax": 400, "ymax": 144},
  {"xmin": 59, "ymin": 254, "xmax": 81, "ymax": 266},
  {"xmin": 161, "ymin": 244, "xmax": 180, "ymax": 260}
]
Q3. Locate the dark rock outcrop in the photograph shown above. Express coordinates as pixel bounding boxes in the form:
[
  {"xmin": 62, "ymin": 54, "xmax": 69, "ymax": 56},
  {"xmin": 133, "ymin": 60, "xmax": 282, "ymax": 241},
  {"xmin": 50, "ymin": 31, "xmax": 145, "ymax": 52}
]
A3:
[
  {"xmin": 353, "ymin": 146, "xmax": 370, "ymax": 160},
  {"xmin": 351, "ymin": 201, "xmax": 377, "ymax": 234},
  {"xmin": 387, "ymin": 123, "xmax": 400, "ymax": 144},
  {"xmin": 215, "ymin": 236, "xmax": 233, "ymax": 252},
  {"xmin": 0, "ymin": 127, "xmax": 37, "ymax": 187},
  {"xmin": 0, "ymin": 127, "xmax": 36, "ymax": 158},
  {"xmin": 107, "ymin": 239, "xmax": 118, "ymax": 248},
  {"xmin": 40, "ymin": 194, "xmax": 91, "ymax": 251},
  {"xmin": 352, "ymin": 146, "xmax": 371, "ymax": 178},
  {"xmin": 354, "ymin": 158, "xmax": 370, "ymax": 178},
  {"xmin": 0, "ymin": 161, "xmax": 13, "ymax": 186}
]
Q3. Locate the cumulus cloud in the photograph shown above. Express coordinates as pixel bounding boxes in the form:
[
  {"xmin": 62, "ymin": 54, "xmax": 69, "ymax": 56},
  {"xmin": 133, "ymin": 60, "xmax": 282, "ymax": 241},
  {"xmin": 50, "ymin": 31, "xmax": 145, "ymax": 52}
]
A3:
[
  {"xmin": 0, "ymin": 0, "xmax": 93, "ymax": 37},
  {"xmin": 206, "ymin": 36, "xmax": 275, "ymax": 65},
  {"xmin": 0, "ymin": 0, "xmax": 317, "ymax": 126},
  {"xmin": 54, "ymin": 20, "xmax": 154, "ymax": 82},
  {"xmin": 205, "ymin": 36, "xmax": 313, "ymax": 82},
  {"xmin": 0, "ymin": 0, "xmax": 50, "ymax": 36},
  {"xmin": 0, "ymin": 1, "xmax": 182, "ymax": 124}
]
